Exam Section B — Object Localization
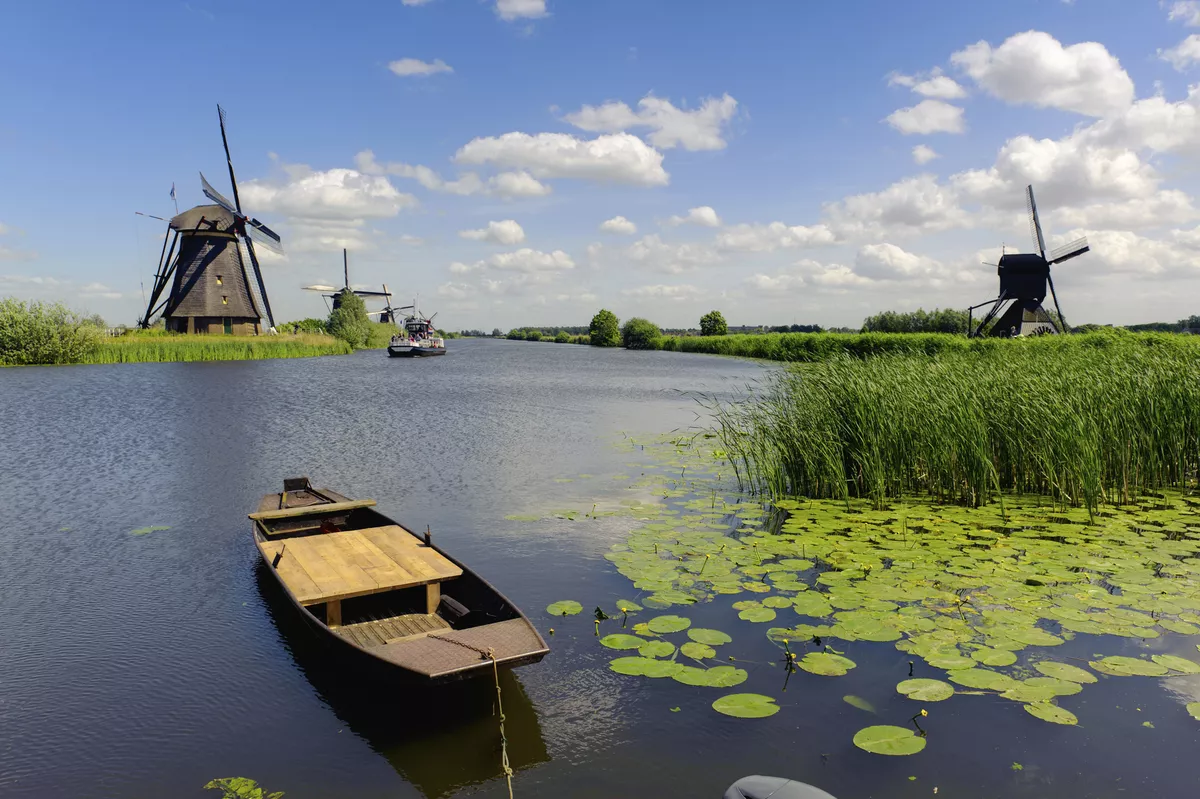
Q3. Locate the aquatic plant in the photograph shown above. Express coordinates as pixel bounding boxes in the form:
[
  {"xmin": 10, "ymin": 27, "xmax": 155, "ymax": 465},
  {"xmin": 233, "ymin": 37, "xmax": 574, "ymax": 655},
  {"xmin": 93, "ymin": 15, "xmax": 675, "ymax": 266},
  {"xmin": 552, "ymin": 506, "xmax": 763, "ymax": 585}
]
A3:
[
  {"xmin": 712, "ymin": 693, "xmax": 779, "ymax": 718},
  {"xmin": 203, "ymin": 778, "xmax": 283, "ymax": 799},
  {"xmin": 852, "ymin": 725, "xmax": 926, "ymax": 755},
  {"xmin": 82, "ymin": 332, "xmax": 350, "ymax": 364},
  {"xmin": 546, "ymin": 600, "xmax": 583, "ymax": 616}
]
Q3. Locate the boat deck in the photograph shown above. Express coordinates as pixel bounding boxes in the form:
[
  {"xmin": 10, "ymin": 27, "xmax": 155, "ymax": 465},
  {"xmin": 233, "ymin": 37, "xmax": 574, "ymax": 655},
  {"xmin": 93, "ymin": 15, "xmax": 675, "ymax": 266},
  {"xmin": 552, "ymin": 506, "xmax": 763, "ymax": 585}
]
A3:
[{"xmin": 335, "ymin": 612, "xmax": 451, "ymax": 648}]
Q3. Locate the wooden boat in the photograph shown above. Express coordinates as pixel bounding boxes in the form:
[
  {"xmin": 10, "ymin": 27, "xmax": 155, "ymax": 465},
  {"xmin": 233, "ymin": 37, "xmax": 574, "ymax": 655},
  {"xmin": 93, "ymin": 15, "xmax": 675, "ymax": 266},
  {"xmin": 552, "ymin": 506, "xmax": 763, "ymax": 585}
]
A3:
[{"xmin": 250, "ymin": 477, "xmax": 549, "ymax": 682}]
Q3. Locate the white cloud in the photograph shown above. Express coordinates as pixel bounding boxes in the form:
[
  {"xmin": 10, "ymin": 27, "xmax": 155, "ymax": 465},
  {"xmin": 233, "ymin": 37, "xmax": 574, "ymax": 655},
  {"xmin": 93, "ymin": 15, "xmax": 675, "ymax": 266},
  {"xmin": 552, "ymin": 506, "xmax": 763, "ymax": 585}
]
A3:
[
  {"xmin": 854, "ymin": 243, "xmax": 943, "ymax": 280},
  {"xmin": 950, "ymin": 30, "xmax": 1134, "ymax": 117},
  {"xmin": 886, "ymin": 99, "xmax": 965, "ymax": 134},
  {"xmin": 600, "ymin": 215, "xmax": 637, "ymax": 235},
  {"xmin": 744, "ymin": 272, "xmax": 806, "ymax": 292},
  {"xmin": 402, "ymin": 0, "xmax": 437, "ymax": 5},
  {"xmin": 454, "ymin": 132, "xmax": 668, "ymax": 186},
  {"xmin": 1160, "ymin": 35, "xmax": 1200, "ymax": 70},
  {"xmin": 355, "ymin": 150, "xmax": 551, "ymax": 198},
  {"xmin": 666, "ymin": 206, "xmax": 722, "ymax": 227},
  {"xmin": 563, "ymin": 94, "xmax": 739, "ymax": 151},
  {"xmin": 1060, "ymin": 228, "xmax": 1200, "ymax": 276},
  {"xmin": 459, "ymin": 220, "xmax": 526, "ymax": 245},
  {"xmin": 624, "ymin": 234, "xmax": 722, "ymax": 273},
  {"xmin": 825, "ymin": 174, "xmax": 969, "ymax": 237},
  {"xmin": 242, "ymin": 167, "xmax": 416, "ymax": 221},
  {"xmin": 388, "ymin": 58, "xmax": 453, "ymax": 77},
  {"xmin": 436, "ymin": 281, "xmax": 473, "ymax": 300},
  {"xmin": 487, "ymin": 171, "xmax": 552, "ymax": 197},
  {"xmin": 496, "ymin": 0, "xmax": 546, "ymax": 21},
  {"xmin": 453, "ymin": 248, "xmax": 574, "ymax": 275},
  {"xmin": 0, "ymin": 274, "xmax": 120, "ymax": 300},
  {"xmin": 716, "ymin": 222, "xmax": 837, "ymax": 252},
  {"xmin": 399, "ymin": 234, "xmax": 424, "ymax": 246},
  {"xmin": 808, "ymin": 262, "xmax": 874, "ymax": 288},
  {"xmin": 912, "ymin": 144, "xmax": 939, "ymax": 164},
  {"xmin": 621, "ymin": 284, "xmax": 704, "ymax": 300},
  {"xmin": 888, "ymin": 69, "xmax": 967, "ymax": 100},
  {"xmin": 1079, "ymin": 87, "xmax": 1200, "ymax": 156},
  {"xmin": 1169, "ymin": 1, "xmax": 1200, "ymax": 26},
  {"xmin": 1054, "ymin": 191, "xmax": 1200, "ymax": 229},
  {"xmin": 79, "ymin": 282, "xmax": 123, "ymax": 300}
]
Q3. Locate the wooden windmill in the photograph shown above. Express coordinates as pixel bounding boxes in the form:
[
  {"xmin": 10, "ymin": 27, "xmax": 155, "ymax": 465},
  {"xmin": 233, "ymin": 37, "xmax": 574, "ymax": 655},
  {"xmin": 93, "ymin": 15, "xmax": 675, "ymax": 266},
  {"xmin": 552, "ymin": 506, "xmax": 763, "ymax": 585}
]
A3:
[
  {"xmin": 302, "ymin": 249, "xmax": 395, "ymax": 323},
  {"xmin": 969, "ymin": 185, "xmax": 1089, "ymax": 338},
  {"xmin": 139, "ymin": 105, "xmax": 282, "ymax": 334}
]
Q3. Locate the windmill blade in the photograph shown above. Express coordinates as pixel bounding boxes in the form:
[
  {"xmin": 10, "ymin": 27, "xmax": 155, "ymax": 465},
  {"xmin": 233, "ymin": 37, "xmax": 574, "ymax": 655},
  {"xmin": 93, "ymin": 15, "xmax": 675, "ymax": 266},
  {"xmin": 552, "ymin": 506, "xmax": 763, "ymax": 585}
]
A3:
[
  {"xmin": 1048, "ymin": 236, "xmax": 1089, "ymax": 265},
  {"xmin": 243, "ymin": 236, "xmax": 276, "ymax": 330},
  {"xmin": 200, "ymin": 172, "xmax": 241, "ymax": 218},
  {"xmin": 217, "ymin": 104, "xmax": 243, "ymax": 214},
  {"xmin": 1026, "ymin": 184, "xmax": 1046, "ymax": 258},
  {"xmin": 245, "ymin": 219, "xmax": 283, "ymax": 254}
]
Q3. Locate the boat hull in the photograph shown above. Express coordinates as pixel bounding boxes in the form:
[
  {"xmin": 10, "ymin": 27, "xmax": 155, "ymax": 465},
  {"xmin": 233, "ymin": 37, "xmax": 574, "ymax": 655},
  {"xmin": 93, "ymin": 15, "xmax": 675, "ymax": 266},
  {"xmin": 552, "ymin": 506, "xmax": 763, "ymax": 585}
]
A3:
[{"xmin": 388, "ymin": 345, "xmax": 446, "ymax": 357}]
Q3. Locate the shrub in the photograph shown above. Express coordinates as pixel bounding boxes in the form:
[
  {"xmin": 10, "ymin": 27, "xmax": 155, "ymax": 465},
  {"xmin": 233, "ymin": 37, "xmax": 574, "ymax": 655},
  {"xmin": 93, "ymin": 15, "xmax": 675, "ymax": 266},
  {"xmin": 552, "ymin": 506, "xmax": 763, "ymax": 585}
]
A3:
[
  {"xmin": 0, "ymin": 298, "xmax": 103, "ymax": 365},
  {"xmin": 527, "ymin": 330, "xmax": 543, "ymax": 342},
  {"xmin": 555, "ymin": 330, "xmax": 571, "ymax": 343},
  {"xmin": 278, "ymin": 317, "xmax": 327, "ymax": 334},
  {"xmin": 861, "ymin": 308, "xmax": 970, "ymax": 334},
  {"xmin": 622, "ymin": 317, "xmax": 661, "ymax": 349},
  {"xmin": 700, "ymin": 310, "xmax": 728, "ymax": 336},
  {"xmin": 589, "ymin": 309, "xmax": 621, "ymax": 347},
  {"xmin": 326, "ymin": 290, "xmax": 372, "ymax": 348}
]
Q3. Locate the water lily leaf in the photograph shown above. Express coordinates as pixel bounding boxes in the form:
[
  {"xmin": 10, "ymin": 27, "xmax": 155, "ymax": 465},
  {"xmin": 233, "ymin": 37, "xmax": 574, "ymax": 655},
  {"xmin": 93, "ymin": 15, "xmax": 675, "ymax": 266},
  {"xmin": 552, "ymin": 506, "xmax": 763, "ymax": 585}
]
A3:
[
  {"xmin": 852, "ymin": 725, "xmax": 927, "ymax": 756},
  {"xmin": 676, "ymin": 665, "xmax": 748, "ymax": 687},
  {"xmin": 631, "ymin": 622, "xmax": 658, "ymax": 637},
  {"xmin": 1007, "ymin": 627, "xmax": 1064, "ymax": 647},
  {"xmin": 843, "ymin": 695, "xmax": 876, "ymax": 713},
  {"xmin": 546, "ymin": 601, "xmax": 583, "ymax": 616},
  {"xmin": 1157, "ymin": 619, "xmax": 1200, "ymax": 635},
  {"xmin": 688, "ymin": 628, "xmax": 732, "ymax": 646},
  {"xmin": 1187, "ymin": 702, "xmax": 1200, "ymax": 720},
  {"xmin": 1089, "ymin": 656, "xmax": 1170, "ymax": 677},
  {"xmin": 896, "ymin": 678, "xmax": 954, "ymax": 702},
  {"xmin": 1023, "ymin": 702, "xmax": 1078, "ymax": 725},
  {"xmin": 639, "ymin": 640, "xmax": 676, "ymax": 658},
  {"xmin": 1151, "ymin": 654, "xmax": 1200, "ymax": 674},
  {"xmin": 712, "ymin": 693, "xmax": 779, "ymax": 718},
  {"xmin": 609, "ymin": 656, "xmax": 681, "ymax": 678},
  {"xmin": 681, "ymin": 641, "xmax": 716, "ymax": 660},
  {"xmin": 599, "ymin": 634, "xmax": 645, "ymax": 650},
  {"xmin": 1023, "ymin": 677, "xmax": 1082, "ymax": 696},
  {"xmin": 971, "ymin": 648, "xmax": 1018, "ymax": 667},
  {"xmin": 1001, "ymin": 683, "xmax": 1060, "ymax": 703},
  {"xmin": 763, "ymin": 596, "xmax": 795, "ymax": 609},
  {"xmin": 1034, "ymin": 661, "xmax": 1097, "ymax": 684},
  {"xmin": 798, "ymin": 652, "xmax": 857, "ymax": 676},
  {"xmin": 646, "ymin": 615, "xmax": 691, "ymax": 634},
  {"xmin": 732, "ymin": 600, "xmax": 763, "ymax": 611},
  {"xmin": 925, "ymin": 655, "xmax": 975, "ymax": 670},
  {"xmin": 949, "ymin": 669, "xmax": 1020, "ymax": 691},
  {"xmin": 739, "ymin": 607, "xmax": 777, "ymax": 623},
  {"xmin": 792, "ymin": 593, "xmax": 833, "ymax": 617},
  {"xmin": 616, "ymin": 600, "xmax": 643, "ymax": 613}
]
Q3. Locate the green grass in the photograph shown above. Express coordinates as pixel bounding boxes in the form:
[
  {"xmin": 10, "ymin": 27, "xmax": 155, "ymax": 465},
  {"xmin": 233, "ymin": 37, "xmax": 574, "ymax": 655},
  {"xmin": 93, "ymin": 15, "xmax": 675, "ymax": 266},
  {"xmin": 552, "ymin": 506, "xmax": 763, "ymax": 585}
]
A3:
[
  {"xmin": 82, "ymin": 332, "xmax": 351, "ymax": 364},
  {"xmin": 710, "ymin": 332, "xmax": 1200, "ymax": 511}
]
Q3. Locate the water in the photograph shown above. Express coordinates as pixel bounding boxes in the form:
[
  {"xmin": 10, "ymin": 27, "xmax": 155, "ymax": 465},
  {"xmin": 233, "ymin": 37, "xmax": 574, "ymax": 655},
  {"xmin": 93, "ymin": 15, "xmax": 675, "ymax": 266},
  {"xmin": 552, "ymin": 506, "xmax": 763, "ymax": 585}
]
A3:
[{"xmin": 2, "ymin": 340, "xmax": 1198, "ymax": 799}]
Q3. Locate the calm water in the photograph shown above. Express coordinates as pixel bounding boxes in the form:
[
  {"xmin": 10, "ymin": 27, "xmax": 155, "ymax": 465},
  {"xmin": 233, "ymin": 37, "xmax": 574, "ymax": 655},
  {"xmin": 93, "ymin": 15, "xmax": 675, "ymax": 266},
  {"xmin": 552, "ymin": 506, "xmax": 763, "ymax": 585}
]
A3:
[{"xmin": 2, "ymin": 340, "xmax": 1198, "ymax": 799}]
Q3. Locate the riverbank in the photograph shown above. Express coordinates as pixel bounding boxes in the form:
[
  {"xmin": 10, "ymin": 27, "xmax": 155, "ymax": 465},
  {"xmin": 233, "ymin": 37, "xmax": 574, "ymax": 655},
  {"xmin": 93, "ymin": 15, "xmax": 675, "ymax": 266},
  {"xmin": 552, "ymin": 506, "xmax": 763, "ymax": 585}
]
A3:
[{"xmin": 80, "ymin": 332, "xmax": 352, "ymax": 364}]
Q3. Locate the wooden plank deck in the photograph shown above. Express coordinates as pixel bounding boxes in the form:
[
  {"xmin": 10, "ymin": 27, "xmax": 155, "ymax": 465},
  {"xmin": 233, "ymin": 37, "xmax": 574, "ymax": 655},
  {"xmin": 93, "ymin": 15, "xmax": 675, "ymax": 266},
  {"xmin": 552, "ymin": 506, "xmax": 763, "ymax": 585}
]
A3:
[
  {"xmin": 335, "ymin": 613, "xmax": 451, "ymax": 648},
  {"xmin": 259, "ymin": 525, "xmax": 463, "ymax": 606}
]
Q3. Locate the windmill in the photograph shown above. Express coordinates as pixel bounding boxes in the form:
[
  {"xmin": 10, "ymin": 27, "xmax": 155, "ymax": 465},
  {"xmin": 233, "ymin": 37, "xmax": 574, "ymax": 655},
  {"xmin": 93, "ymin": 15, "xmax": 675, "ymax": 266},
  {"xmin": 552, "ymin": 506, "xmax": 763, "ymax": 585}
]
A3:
[
  {"xmin": 968, "ymin": 185, "xmax": 1089, "ymax": 338},
  {"xmin": 138, "ymin": 105, "xmax": 282, "ymax": 334},
  {"xmin": 302, "ymin": 249, "xmax": 396, "ymax": 323}
]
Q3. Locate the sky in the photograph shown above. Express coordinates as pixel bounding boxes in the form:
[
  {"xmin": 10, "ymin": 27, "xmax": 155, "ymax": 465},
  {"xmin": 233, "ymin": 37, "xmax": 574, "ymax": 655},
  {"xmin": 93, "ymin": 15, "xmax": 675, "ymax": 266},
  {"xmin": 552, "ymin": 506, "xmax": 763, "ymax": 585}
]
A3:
[{"xmin": 3, "ymin": 0, "xmax": 1200, "ymax": 330}]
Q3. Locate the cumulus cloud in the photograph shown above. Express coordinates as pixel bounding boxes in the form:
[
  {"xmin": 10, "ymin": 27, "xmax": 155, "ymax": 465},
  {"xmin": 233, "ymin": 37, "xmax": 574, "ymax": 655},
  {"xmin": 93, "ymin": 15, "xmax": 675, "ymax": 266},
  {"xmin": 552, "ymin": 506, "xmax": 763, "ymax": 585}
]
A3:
[
  {"xmin": 487, "ymin": 170, "xmax": 552, "ymax": 197},
  {"xmin": 1160, "ymin": 35, "xmax": 1200, "ymax": 70},
  {"xmin": 888, "ymin": 69, "xmax": 967, "ymax": 100},
  {"xmin": 600, "ymin": 215, "xmax": 637, "ymax": 234},
  {"xmin": 459, "ymin": 219, "xmax": 526, "ymax": 245},
  {"xmin": 242, "ymin": 167, "xmax": 416, "ymax": 221},
  {"xmin": 451, "ymin": 248, "xmax": 574, "ymax": 275},
  {"xmin": 563, "ymin": 94, "xmax": 739, "ymax": 151},
  {"xmin": 825, "ymin": 174, "xmax": 970, "ymax": 237},
  {"xmin": 1169, "ymin": 1, "xmax": 1200, "ymax": 26},
  {"xmin": 454, "ymin": 132, "xmax": 669, "ymax": 186},
  {"xmin": 854, "ymin": 242, "xmax": 944, "ymax": 280},
  {"xmin": 716, "ymin": 222, "xmax": 837, "ymax": 252},
  {"xmin": 950, "ymin": 30, "xmax": 1134, "ymax": 117},
  {"xmin": 744, "ymin": 272, "xmax": 806, "ymax": 292},
  {"xmin": 621, "ymin": 234, "xmax": 722, "ymax": 273},
  {"xmin": 666, "ymin": 206, "xmax": 722, "ymax": 227},
  {"xmin": 436, "ymin": 281, "xmax": 473, "ymax": 300},
  {"xmin": 621, "ymin": 284, "xmax": 704, "ymax": 300},
  {"xmin": 496, "ymin": 0, "xmax": 546, "ymax": 21},
  {"xmin": 912, "ymin": 144, "xmax": 939, "ymax": 164},
  {"xmin": 388, "ymin": 58, "xmax": 453, "ymax": 77},
  {"xmin": 355, "ymin": 150, "xmax": 551, "ymax": 198},
  {"xmin": 0, "ymin": 274, "xmax": 120, "ymax": 300},
  {"xmin": 886, "ymin": 100, "xmax": 965, "ymax": 134}
]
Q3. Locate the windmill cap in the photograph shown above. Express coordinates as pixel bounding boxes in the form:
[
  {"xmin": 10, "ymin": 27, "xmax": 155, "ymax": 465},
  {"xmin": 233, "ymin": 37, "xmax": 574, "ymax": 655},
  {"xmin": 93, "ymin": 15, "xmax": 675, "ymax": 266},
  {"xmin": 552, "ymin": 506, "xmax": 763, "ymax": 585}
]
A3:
[{"xmin": 170, "ymin": 204, "xmax": 238, "ymax": 232}]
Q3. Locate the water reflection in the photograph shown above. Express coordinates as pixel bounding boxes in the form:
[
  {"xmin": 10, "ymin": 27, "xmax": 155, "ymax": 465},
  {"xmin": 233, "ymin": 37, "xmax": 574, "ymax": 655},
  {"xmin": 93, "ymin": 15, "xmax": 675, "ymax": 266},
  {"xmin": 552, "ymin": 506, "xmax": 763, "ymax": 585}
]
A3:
[{"xmin": 255, "ymin": 564, "xmax": 548, "ymax": 798}]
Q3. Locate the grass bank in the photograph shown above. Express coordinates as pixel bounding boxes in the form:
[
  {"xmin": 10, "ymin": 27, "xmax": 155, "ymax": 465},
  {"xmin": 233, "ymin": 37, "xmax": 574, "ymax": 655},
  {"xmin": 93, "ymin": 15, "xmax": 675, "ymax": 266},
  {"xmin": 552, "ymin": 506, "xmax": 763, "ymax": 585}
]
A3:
[
  {"xmin": 83, "ymin": 332, "xmax": 351, "ymax": 364},
  {"xmin": 711, "ymin": 333, "xmax": 1200, "ymax": 511}
]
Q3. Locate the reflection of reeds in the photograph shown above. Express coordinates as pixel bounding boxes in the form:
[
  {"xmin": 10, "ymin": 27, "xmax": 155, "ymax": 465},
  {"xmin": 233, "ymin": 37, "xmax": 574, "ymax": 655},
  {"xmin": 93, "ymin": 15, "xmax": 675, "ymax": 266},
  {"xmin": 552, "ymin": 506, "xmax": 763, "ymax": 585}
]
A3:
[
  {"xmin": 710, "ymin": 333, "xmax": 1200, "ymax": 512},
  {"xmin": 83, "ymin": 332, "xmax": 352, "ymax": 363}
]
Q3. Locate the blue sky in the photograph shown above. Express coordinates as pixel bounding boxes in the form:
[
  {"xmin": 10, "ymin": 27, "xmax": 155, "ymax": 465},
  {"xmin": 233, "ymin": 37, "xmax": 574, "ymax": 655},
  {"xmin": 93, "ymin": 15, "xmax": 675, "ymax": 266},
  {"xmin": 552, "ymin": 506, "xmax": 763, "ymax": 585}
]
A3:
[{"xmin": 3, "ymin": 0, "xmax": 1200, "ymax": 329}]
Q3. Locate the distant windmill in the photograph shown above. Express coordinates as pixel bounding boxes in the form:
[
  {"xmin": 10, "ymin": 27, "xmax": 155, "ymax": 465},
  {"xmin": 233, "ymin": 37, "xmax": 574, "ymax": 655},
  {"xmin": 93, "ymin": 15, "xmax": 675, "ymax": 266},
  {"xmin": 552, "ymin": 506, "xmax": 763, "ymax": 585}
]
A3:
[
  {"xmin": 968, "ymin": 185, "xmax": 1089, "ymax": 338},
  {"xmin": 138, "ymin": 105, "xmax": 282, "ymax": 334},
  {"xmin": 303, "ymin": 249, "xmax": 396, "ymax": 323}
]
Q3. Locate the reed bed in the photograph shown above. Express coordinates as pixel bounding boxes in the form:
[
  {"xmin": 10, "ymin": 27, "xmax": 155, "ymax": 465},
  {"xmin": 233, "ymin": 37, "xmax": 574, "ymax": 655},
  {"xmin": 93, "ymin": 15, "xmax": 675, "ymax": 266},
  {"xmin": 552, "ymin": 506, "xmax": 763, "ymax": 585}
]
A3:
[
  {"xmin": 83, "ymin": 333, "xmax": 351, "ymax": 364},
  {"xmin": 710, "ymin": 334, "xmax": 1200, "ymax": 511}
]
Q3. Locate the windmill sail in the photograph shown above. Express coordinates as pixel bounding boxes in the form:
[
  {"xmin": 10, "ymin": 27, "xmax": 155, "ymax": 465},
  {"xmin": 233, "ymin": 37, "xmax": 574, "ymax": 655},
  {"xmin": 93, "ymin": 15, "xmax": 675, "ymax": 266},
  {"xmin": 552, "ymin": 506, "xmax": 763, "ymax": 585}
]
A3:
[
  {"xmin": 1026, "ymin": 185, "xmax": 1046, "ymax": 258},
  {"xmin": 200, "ymin": 172, "xmax": 239, "ymax": 217},
  {"xmin": 1048, "ymin": 237, "xmax": 1089, "ymax": 265}
]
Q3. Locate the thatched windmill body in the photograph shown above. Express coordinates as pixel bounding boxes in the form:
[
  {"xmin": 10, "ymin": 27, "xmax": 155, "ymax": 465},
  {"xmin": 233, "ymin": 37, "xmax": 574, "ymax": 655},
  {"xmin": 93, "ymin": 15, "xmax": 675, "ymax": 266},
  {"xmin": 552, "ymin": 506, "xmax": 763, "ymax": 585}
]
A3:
[
  {"xmin": 968, "ymin": 185, "xmax": 1089, "ymax": 338},
  {"xmin": 139, "ymin": 106, "xmax": 282, "ymax": 334}
]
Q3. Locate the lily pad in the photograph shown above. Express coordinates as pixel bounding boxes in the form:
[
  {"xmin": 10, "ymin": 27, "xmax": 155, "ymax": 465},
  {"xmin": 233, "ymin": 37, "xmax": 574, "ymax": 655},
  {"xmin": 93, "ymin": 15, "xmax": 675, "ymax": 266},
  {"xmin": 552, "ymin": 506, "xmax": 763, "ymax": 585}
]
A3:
[
  {"xmin": 925, "ymin": 654, "xmax": 976, "ymax": 670},
  {"xmin": 688, "ymin": 628, "xmax": 732, "ymax": 646},
  {"xmin": 675, "ymin": 665, "xmax": 748, "ymax": 687},
  {"xmin": 1000, "ymin": 682, "xmax": 1060, "ymax": 703},
  {"xmin": 797, "ymin": 652, "xmax": 857, "ymax": 676},
  {"xmin": 1151, "ymin": 654, "xmax": 1200, "ymax": 674},
  {"xmin": 681, "ymin": 641, "xmax": 716, "ymax": 660},
  {"xmin": 948, "ymin": 669, "xmax": 1020, "ymax": 691},
  {"xmin": 1023, "ymin": 702, "xmax": 1078, "ymax": 725},
  {"xmin": 1089, "ymin": 656, "xmax": 1170, "ymax": 677},
  {"xmin": 971, "ymin": 648, "xmax": 1018, "ymax": 667},
  {"xmin": 738, "ymin": 607, "xmax": 777, "ymax": 623},
  {"xmin": 1034, "ymin": 661, "xmax": 1097, "ymax": 684},
  {"xmin": 599, "ymin": 634, "xmax": 646, "ymax": 650},
  {"xmin": 712, "ymin": 693, "xmax": 779, "ymax": 718},
  {"xmin": 616, "ymin": 600, "xmax": 643, "ymax": 613},
  {"xmin": 547, "ymin": 600, "xmax": 583, "ymax": 616},
  {"xmin": 896, "ymin": 678, "xmax": 954, "ymax": 702},
  {"xmin": 763, "ymin": 596, "xmax": 795, "ymax": 609},
  {"xmin": 1023, "ymin": 677, "xmax": 1082, "ymax": 696},
  {"xmin": 638, "ymin": 640, "xmax": 676, "ymax": 658},
  {"xmin": 1187, "ymin": 702, "xmax": 1200, "ymax": 720},
  {"xmin": 852, "ymin": 725, "xmax": 927, "ymax": 756},
  {"xmin": 646, "ymin": 615, "xmax": 692, "ymax": 633},
  {"xmin": 609, "ymin": 657, "xmax": 682, "ymax": 678},
  {"xmin": 843, "ymin": 695, "xmax": 876, "ymax": 713}
]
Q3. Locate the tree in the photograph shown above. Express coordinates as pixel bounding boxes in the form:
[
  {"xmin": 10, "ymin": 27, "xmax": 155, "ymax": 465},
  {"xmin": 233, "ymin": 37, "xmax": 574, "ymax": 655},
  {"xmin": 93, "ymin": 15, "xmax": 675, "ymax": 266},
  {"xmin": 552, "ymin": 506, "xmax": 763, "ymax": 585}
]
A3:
[
  {"xmin": 0, "ymin": 298, "xmax": 103, "ymax": 365},
  {"xmin": 492, "ymin": 328, "xmax": 503, "ymax": 337},
  {"xmin": 621, "ymin": 317, "xmax": 661, "ymax": 349},
  {"xmin": 861, "ymin": 308, "xmax": 970, "ymax": 334},
  {"xmin": 326, "ymin": 289, "xmax": 372, "ymax": 347},
  {"xmin": 700, "ymin": 310, "xmax": 728, "ymax": 336},
  {"xmin": 554, "ymin": 330, "xmax": 571, "ymax": 343},
  {"xmin": 589, "ymin": 309, "xmax": 621, "ymax": 347}
]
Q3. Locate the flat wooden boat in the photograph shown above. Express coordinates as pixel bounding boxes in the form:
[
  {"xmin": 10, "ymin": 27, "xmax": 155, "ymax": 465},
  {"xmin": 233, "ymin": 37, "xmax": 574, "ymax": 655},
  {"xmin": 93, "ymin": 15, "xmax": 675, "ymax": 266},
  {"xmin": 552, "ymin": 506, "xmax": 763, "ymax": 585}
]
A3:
[{"xmin": 250, "ymin": 477, "xmax": 549, "ymax": 682}]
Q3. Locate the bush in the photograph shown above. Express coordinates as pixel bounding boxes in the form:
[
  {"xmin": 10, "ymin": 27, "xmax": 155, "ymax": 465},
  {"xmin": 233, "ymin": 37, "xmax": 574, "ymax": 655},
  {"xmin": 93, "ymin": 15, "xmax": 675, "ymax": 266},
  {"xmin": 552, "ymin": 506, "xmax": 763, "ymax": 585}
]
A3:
[
  {"xmin": 326, "ymin": 290, "xmax": 372, "ymax": 348},
  {"xmin": 0, "ymin": 298, "xmax": 103, "ymax": 365},
  {"xmin": 861, "ymin": 308, "xmax": 970, "ymax": 334},
  {"xmin": 277, "ymin": 317, "xmax": 327, "ymax": 334},
  {"xmin": 589, "ymin": 309, "xmax": 621, "ymax": 347},
  {"xmin": 527, "ymin": 330, "xmax": 543, "ymax": 342},
  {"xmin": 700, "ymin": 310, "xmax": 728, "ymax": 336},
  {"xmin": 554, "ymin": 330, "xmax": 571, "ymax": 343},
  {"xmin": 622, "ymin": 317, "xmax": 661, "ymax": 349}
]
